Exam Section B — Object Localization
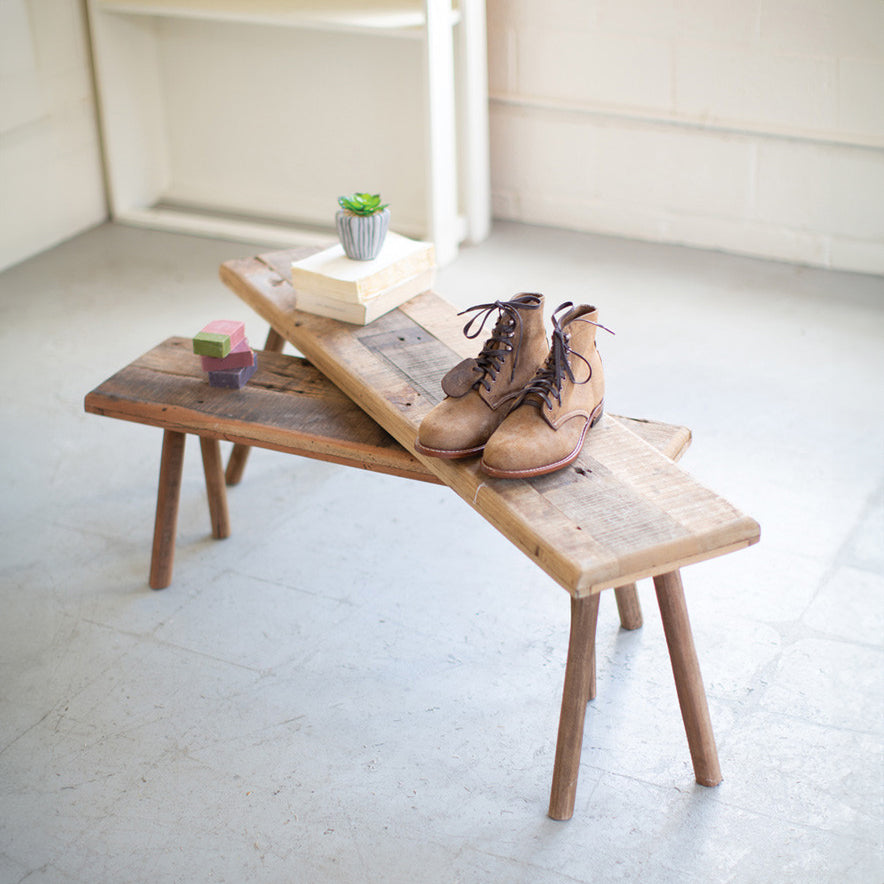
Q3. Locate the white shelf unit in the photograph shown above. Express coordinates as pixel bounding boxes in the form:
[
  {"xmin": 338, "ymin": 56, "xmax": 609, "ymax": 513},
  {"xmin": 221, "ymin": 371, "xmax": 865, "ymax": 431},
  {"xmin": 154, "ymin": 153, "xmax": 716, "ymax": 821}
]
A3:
[{"xmin": 86, "ymin": 0, "xmax": 490, "ymax": 264}]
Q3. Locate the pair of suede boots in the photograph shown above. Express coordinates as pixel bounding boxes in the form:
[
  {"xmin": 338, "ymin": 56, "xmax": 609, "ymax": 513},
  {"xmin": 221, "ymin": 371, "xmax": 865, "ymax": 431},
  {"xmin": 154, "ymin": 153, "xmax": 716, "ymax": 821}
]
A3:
[{"xmin": 415, "ymin": 294, "xmax": 611, "ymax": 479}]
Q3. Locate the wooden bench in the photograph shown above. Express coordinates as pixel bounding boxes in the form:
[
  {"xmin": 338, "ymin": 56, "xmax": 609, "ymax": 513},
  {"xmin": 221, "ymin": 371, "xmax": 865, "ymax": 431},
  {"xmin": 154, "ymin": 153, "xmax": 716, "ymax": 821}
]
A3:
[
  {"xmin": 218, "ymin": 251, "xmax": 760, "ymax": 820},
  {"xmin": 86, "ymin": 336, "xmax": 436, "ymax": 588}
]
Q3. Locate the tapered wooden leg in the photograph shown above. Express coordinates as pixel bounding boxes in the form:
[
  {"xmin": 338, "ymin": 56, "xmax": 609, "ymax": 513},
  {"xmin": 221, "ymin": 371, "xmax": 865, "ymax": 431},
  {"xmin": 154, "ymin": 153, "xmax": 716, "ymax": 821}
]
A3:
[
  {"xmin": 262, "ymin": 326, "xmax": 286, "ymax": 352},
  {"xmin": 224, "ymin": 443, "xmax": 251, "ymax": 487},
  {"xmin": 549, "ymin": 593, "xmax": 601, "ymax": 821},
  {"xmin": 653, "ymin": 570, "xmax": 722, "ymax": 787},
  {"xmin": 614, "ymin": 583, "xmax": 643, "ymax": 630},
  {"xmin": 149, "ymin": 430, "xmax": 186, "ymax": 590},
  {"xmin": 225, "ymin": 326, "xmax": 285, "ymax": 486},
  {"xmin": 200, "ymin": 437, "xmax": 230, "ymax": 540}
]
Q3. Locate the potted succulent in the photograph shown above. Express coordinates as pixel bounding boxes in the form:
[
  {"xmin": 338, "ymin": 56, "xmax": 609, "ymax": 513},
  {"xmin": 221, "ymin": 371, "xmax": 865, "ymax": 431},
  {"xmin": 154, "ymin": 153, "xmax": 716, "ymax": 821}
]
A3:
[{"xmin": 336, "ymin": 192, "xmax": 390, "ymax": 260}]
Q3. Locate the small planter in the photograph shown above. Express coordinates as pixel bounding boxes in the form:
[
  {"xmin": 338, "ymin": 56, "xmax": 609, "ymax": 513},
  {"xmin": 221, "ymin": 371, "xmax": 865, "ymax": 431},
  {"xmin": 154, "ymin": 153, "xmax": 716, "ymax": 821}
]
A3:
[{"xmin": 335, "ymin": 207, "xmax": 391, "ymax": 261}]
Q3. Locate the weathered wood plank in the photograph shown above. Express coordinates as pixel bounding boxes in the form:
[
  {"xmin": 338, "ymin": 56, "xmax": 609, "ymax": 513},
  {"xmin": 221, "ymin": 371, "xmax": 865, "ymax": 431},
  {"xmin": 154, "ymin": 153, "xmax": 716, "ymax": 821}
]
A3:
[
  {"xmin": 219, "ymin": 250, "xmax": 760, "ymax": 597},
  {"xmin": 85, "ymin": 338, "xmax": 440, "ymax": 484}
]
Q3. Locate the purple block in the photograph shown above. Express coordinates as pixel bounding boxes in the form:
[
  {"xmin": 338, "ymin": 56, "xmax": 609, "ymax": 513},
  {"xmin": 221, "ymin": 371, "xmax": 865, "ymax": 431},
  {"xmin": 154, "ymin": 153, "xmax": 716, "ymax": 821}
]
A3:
[
  {"xmin": 208, "ymin": 353, "xmax": 257, "ymax": 389},
  {"xmin": 200, "ymin": 337, "xmax": 253, "ymax": 371}
]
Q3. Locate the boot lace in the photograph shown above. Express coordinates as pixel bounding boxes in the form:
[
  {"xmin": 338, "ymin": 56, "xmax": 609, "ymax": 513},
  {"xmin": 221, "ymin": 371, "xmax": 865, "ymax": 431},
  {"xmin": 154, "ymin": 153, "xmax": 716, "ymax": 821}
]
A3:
[
  {"xmin": 458, "ymin": 296, "xmax": 540, "ymax": 391},
  {"xmin": 519, "ymin": 302, "xmax": 613, "ymax": 410}
]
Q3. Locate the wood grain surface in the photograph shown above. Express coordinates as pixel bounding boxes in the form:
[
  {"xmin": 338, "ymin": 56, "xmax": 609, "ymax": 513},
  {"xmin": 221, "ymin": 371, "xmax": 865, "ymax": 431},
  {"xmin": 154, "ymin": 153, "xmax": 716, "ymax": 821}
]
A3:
[
  {"xmin": 219, "ymin": 249, "xmax": 759, "ymax": 596},
  {"xmin": 85, "ymin": 337, "xmax": 437, "ymax": 484},
  {"xmin": 226, "ymin": 256, "xmax": 764, "ymax": 599}
]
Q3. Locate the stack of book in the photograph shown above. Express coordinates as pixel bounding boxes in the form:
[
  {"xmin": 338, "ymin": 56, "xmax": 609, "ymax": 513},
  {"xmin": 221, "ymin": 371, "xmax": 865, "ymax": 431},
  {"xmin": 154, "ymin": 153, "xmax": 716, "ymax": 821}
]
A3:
[
  {"xmin": 192, "ymin": 320, "xmax": 257, "ymax": 389},
  {"xmin": 291, "ymin": 232, "xmax": 436, "ymax": 325}
]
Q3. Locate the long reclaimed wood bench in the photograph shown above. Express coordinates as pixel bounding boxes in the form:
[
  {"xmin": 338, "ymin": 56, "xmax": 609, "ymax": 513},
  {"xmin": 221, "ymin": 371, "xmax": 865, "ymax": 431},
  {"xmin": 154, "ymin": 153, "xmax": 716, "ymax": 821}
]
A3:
[{"xmin": 219, "ymin": 248, "xmax": 760, "ymax": 820}]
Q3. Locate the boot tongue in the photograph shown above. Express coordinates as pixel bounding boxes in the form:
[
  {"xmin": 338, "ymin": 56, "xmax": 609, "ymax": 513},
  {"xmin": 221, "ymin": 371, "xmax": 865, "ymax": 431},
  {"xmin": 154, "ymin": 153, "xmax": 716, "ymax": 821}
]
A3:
[
  {"xmin": 441, "ymin": 311, "xmax": 517, "ymax": 397},
  {"xmin": 441, "ymin": 357, "xmax": 482, "ymax": 397},
  {"xmin": 562, "ymin": 304, "xmax": 614, "ymax": 338},
  {"xmin": 510, "ymin": 292, "xmax": 543, "ymax": 309}
]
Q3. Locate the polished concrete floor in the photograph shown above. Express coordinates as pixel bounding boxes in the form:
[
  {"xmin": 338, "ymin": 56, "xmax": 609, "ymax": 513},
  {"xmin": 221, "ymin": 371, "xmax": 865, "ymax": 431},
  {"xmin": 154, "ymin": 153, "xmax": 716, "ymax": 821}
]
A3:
[{"xmin": 0, "ymin": 221, "xmax": 882, "ymax": 883}]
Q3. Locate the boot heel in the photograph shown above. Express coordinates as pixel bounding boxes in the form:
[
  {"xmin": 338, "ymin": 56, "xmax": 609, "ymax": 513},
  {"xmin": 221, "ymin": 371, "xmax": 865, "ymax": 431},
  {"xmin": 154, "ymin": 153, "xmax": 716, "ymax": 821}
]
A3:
[{"xmin": 590, "ymin": 399, "xmax": 604, "ymax": 428}]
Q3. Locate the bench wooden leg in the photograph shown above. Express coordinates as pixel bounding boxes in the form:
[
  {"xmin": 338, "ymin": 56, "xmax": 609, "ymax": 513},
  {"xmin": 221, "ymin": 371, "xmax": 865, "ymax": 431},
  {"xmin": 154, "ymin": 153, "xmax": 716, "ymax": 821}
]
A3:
[
  {"xmin": 262, "ymin": 326, "xmax": 286, "ymax": 353},
  {"xmin": 224, "ymin": 441, "xmax": 250, "ymax": 487},
  {"xmin": 225, "ymin": 326, "xmax": 286, "ymax": 486},
  {"xmin": 200, "ymin": 437, "xmax": 231, "ymax": 540},
  {"xmin": 653, "ymin": 569, "xmax": 722, "ymax": 787},
  {"xmin": 549, "ymin": 593, "xmax": 600, "ymax": 821},
  {"xmin": 614, "ymin": 583, "xmax": 643, "ymax": 630},
  {"xmin": 149, "ymin": 430, "xmax": 186, "ymax": 590}
]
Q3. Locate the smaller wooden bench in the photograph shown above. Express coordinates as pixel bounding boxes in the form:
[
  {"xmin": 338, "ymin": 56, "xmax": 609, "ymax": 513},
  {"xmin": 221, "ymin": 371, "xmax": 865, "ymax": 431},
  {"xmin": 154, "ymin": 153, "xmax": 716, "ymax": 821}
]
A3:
[{"xmin": 85, "ymin": 337, "xmax": 687, "ymax": 597}]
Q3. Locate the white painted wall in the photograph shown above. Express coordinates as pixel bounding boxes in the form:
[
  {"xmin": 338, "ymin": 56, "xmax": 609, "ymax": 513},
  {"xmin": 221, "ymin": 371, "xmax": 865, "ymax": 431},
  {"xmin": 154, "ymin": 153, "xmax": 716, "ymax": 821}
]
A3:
[
  {"xmin": 0, "ymin": 0, "xmax": 107, "ymax": 272},
  {"xmin": 486, "ymin": 0, "xmax": 884, "ymax": 274},
  {"xmin": 3, "ymin": 1, "xmax": 881, "ymax": 276}
]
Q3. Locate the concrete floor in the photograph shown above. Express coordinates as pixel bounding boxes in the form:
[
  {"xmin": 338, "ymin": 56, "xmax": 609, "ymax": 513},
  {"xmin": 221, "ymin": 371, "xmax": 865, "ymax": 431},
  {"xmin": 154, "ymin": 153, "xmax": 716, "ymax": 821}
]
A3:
[{"xmin": 0, "ymin": 220, "xmax": 882, "ymax": 883}]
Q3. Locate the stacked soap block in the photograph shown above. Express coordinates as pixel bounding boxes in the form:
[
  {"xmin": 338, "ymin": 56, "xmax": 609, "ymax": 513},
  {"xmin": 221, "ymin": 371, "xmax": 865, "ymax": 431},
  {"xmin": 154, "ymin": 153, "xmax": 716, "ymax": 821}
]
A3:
[{"xmin": 192, "ymin": 320, "xmax": 257, "ymax": 389}]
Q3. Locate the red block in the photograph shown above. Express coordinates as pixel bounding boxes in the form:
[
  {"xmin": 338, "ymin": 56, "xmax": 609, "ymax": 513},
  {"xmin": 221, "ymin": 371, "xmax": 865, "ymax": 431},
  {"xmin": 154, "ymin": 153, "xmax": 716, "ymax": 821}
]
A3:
[
  {"xmin": 200, "ymin": 337, "xmax": 254, "ymax": 371},
  {"xmin": 208, "ymin": 353, "xmax": 258, "ymax": 389}
]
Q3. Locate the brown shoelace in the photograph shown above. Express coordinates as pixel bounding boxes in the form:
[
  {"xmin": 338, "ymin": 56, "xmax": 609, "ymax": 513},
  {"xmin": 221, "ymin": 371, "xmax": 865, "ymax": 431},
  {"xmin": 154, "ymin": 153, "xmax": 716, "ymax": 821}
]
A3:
[
  {"xmin": 519, "ymin": 302, "xmax": 613, "ymax": 410},
  {"xmin": 458, "ymin": 294, "xmax": 542, "ymax": 391}
]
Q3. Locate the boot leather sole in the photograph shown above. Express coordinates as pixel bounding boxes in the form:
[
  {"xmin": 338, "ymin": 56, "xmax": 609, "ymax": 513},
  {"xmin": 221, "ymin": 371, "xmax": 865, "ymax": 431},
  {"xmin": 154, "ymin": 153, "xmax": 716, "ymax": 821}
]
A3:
[
  {"xmin": 480, "ymin": 401, "xmax": 604, "ymax": 479},
  {"xmin": 414, "ymin": 439, "xmax": 485, "ymax": 459}
]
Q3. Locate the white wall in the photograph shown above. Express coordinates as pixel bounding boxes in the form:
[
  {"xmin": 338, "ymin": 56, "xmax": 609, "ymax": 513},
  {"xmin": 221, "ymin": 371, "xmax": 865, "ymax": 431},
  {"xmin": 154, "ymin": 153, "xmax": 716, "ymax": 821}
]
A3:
[
  {"xmin": 0, "ymin": 0, "xmax": 107, "ymax": 272},
  {"xmin": 486, "ymin": 0, "xmax": 884, "ymax": 274},
  {"xmin": 3, "ymin": 1, "xmax": 882, "ymax": 277}
]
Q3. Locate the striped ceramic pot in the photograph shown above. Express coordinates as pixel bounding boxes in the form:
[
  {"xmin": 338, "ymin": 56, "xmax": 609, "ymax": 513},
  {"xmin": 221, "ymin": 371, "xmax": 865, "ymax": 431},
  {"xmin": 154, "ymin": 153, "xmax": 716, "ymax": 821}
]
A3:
[{"xmin": 335, "ymin": 208, "xmax": 390, "ymax": 260}]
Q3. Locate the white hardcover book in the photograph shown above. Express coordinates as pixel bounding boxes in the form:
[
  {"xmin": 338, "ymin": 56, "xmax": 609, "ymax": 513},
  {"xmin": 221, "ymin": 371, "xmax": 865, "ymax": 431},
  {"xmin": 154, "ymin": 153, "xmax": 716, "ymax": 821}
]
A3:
[
  {"xmin": 294, "ymin": 268, "xmax": 436, "ymax": 326},
  {"xmin": 290, "ymin": 233, "xmax": 435, "ymax": 303}
]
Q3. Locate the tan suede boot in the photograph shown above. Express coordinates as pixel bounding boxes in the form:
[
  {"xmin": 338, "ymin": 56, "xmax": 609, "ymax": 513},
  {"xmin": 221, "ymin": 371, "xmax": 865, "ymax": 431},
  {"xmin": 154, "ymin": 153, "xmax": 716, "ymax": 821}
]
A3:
[
  {"xmin": 480, "ymin": 302, "xmax": 612, "ymax": 478},
  {"xmin": 415, "ymin": 294, "xmax": 547, "ymax": 458}
]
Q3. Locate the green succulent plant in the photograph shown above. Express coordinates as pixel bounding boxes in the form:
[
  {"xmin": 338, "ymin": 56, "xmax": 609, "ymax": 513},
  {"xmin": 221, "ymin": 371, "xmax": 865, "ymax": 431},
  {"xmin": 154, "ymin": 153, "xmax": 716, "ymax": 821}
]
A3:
[{"xmin": 337, "ymin": 192, "xmax": 389, "ymax": 216}]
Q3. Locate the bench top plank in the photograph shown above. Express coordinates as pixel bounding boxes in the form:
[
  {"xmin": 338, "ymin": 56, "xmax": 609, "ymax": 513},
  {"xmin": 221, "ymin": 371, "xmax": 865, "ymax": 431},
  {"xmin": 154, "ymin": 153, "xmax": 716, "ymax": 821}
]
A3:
[
  {"xmin": 85, "ymin": 337, "xmax": 440, "ymax": 483},
  {"xmin": 220, "ymin": 249, "xmax": 759, "ymax": 597}
]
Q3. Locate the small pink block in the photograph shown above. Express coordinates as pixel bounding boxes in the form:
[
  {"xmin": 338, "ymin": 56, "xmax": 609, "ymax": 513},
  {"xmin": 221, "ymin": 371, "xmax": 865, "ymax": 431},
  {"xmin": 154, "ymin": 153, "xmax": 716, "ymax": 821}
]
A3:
[
  {"xmin": 197, "ymin": 319, "xmax": 245, "ymax": 349},
  {"xmin": 200, "ymin": 337, "xmax": 254, "ymax": 371}
]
